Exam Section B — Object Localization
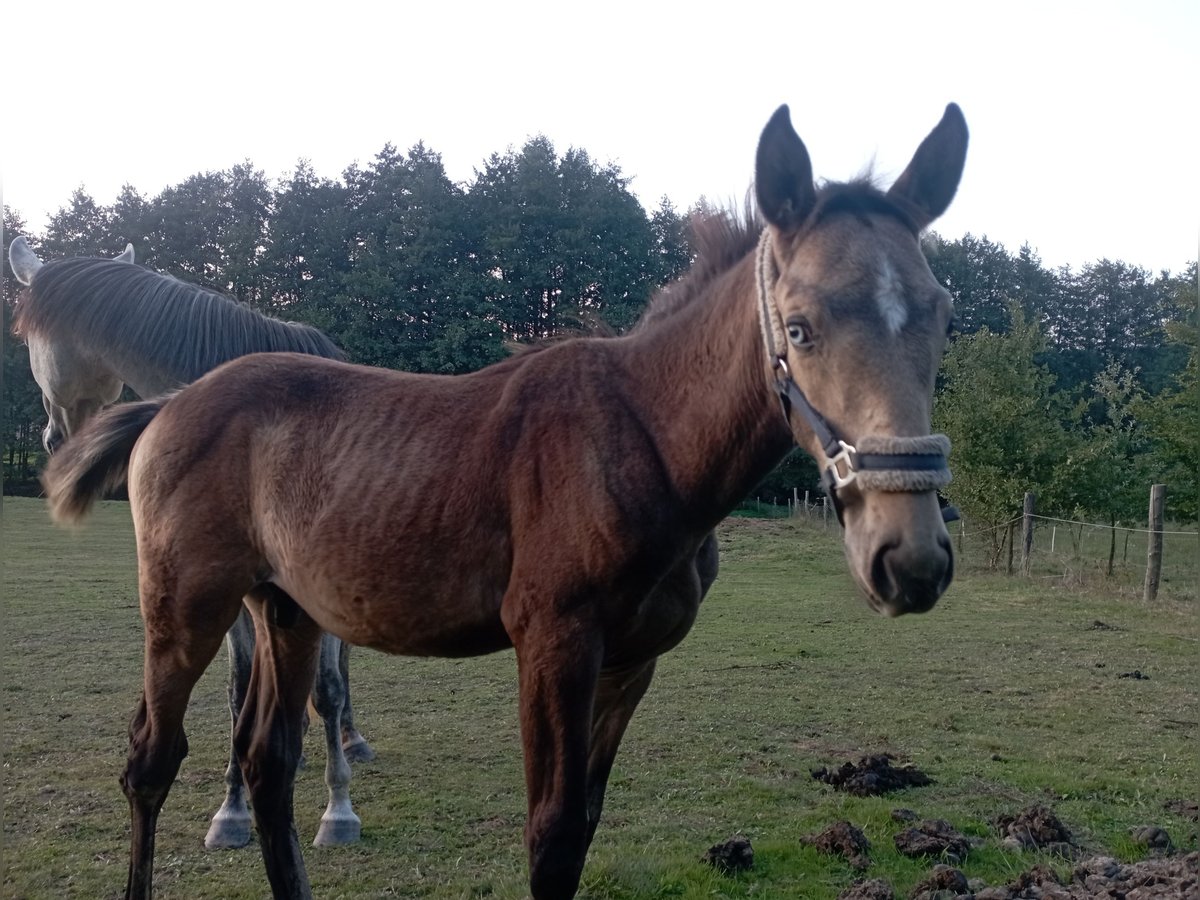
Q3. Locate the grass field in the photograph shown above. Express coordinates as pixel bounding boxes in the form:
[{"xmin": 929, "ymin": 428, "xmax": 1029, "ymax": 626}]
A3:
[{"xmin": 2, "ymin": 496, "xmax": 1196, "ymax": 899}]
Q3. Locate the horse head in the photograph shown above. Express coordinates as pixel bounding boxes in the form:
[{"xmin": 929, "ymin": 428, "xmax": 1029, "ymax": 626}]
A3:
[
  {"xmin": 8, "ymin": 238, "xmax": 136, "ymax": 453},
  {"xmin": 754, "ymin": 104, "xmax": 967, "ymax": 617}
]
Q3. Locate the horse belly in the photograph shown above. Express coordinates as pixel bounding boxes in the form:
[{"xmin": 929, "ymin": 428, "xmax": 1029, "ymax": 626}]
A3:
[{"xmin": 274, "ymin": 556, "xmax": 512, "ymax": 659}]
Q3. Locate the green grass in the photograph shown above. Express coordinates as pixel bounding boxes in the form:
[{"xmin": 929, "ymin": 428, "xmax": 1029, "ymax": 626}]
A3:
[{"xmin": 1, "ymin": 498, "xmax": 1196, "ymax": 899}]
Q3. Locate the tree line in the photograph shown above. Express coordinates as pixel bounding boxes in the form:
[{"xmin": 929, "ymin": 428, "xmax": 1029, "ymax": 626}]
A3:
[{"xmin": 3, "ymin": 139, "xmax": 1196, "ymax": 542}]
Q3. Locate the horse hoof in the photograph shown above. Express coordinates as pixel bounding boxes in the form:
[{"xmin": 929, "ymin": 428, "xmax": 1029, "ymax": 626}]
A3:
[
  {"xmin": 204, "ymin": 811, "xmax": 254, "ymax": 849},
  {"xmin": 314, "ymin": 811, "xmax": 361, "ymax": 847},
  {"xmin": 342, "ymin": 738, "xmax": 376, "ymax": 763}
]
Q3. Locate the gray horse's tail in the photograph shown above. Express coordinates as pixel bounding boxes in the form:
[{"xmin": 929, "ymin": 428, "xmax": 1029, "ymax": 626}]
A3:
[{"xmin": 42, "ymin": 398, "xmax": 167, "ymax": 525}]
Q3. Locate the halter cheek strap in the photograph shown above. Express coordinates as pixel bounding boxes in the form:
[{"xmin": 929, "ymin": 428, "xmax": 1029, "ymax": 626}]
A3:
[{"xmin": 755, "ymin": 230, "xmax": 958, "ymax": 525}]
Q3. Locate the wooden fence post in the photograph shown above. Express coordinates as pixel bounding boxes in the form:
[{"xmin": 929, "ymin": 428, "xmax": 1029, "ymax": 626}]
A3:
[
  {"xmin": 1143, "ymin": 484, "xmax": 1165, "ymax": 601},
  {"xmin": 1020, "ymin": 492, "xmax": 1035, "ymax": 575},
  {"xmin": 1006, "ymin": 521, "xmax": 1016, "ymax": 575}
]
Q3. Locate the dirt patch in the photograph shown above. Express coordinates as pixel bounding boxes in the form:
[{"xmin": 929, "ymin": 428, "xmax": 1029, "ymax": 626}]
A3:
[
  {"xmin": 701, "ymin": 835, "xmax": 753, "ymax": 873},
  {"xmin": 837, "ymin": 878, "xmax": 895, "ymax": 900},
  {"xmin": 1165, "ymin": 798, "xmax": 1200, "ymax": 821},
  {"xmin": 909, "ymin": 864, "xmax": 969, "ymax": 899},
  {"xmin": 973, "ymin": 852, "xmax": 1199, "ymax": 899},
  {"xmin": 802, "ymin": 821, "xmax": 871, "ymax": 869},
  {"xmin": 839, "ymin": 853, "xmax": 1198, "ymax": 899},
  {"xmin": 995, "ymin": 805, "xmax": 1075, "ymax": 856},
  {"xmin": 893, "ymin": 819, "xmax": 972, "ymax": 864},
  {"xmin": 812, "ymin": 754, "xmax": 933, "ymax": 796}
]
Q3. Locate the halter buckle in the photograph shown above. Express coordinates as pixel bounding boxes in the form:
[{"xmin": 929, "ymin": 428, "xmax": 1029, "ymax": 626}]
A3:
[{"xmin": 826, "ymin": 440, "xmax": 859, "ymax": 489}]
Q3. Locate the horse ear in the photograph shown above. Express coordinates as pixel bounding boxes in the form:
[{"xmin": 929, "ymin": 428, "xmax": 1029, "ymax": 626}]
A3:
[
  {"xmin": 8, "ymin": 236, "xmax": 44, "ymax": 285},
  {"xmin": 115, "ymin": 243, "xmax": 135, "ymax": 264},
  {"xmin": 755, "ymin": 105, "xmax": 817, "ymax": 232},
  {"xmin": 887, "ymin": 103, "xmax": 968, "ymax": 230}
]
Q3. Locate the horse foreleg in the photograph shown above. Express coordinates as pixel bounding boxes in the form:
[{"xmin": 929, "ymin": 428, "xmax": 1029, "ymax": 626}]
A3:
[
  {"xmin": 335, "ymin": 639, "xmax": 375, "ymax": 762},
  {"xmin": 236, "ymin": 586, "xmax": 320, "ymax": 900},
  {"xmin": 205, "ymin": 608, "xmax": 255, "ymax": 849},
  {"xmin": 311, "ymin": 633, "xmax": 361, "ymax": 846},
  {"xmin": 509, "ymin": 611, "xmax": 602, "ymax": 900},
  {"xmin": 584, "ymin": 660, "xmax": 657, "ymax": 847}
]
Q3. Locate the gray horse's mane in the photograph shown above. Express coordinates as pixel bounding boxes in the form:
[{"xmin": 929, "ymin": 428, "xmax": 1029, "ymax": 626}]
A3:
[{"xmin": 14, "ymin": 257, "xmax": 344, "ymax": 381}]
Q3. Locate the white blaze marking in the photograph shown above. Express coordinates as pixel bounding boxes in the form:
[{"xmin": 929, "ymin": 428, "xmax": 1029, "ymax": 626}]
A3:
[{"xmin": 875, "ymin": 260, "xmax": 908, "ymax": 334}]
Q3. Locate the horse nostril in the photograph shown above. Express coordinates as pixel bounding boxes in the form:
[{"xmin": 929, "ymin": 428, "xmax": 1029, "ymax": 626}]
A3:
[
  {"xmin": 870, "ymin": 541, "xmax": 900, "ymax": 605},
  {"xmin": 871, "ymin": 537, "xmax": 952, "ymax": 615}
]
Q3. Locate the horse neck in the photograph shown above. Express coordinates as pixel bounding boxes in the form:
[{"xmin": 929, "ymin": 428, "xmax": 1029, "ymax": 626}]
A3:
[
  {"xmin": 620, "ymin": 258, "xmax": 794, "ymax": 522},
  {"xmin": 96, "ymin": 348, "xmax": 182, "ymax": 399}
]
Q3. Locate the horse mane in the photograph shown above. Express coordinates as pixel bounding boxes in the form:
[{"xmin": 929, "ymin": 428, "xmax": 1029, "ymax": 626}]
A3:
[
  {"xmin": 13, "ymin": 257, "xmax": 344, "ymax": 380},
  {"xmin": 636, "ymin": 200, "xmax": 763, "ymax": 330},
  {"xmin": 637, "ymin": 179, "xmax": 917, "ymax": 329}
]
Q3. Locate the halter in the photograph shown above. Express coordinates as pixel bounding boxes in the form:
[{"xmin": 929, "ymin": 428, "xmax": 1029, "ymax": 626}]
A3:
[{"xmin": 755, "ymin": 230, "xmax": 958, "ymax": 525}]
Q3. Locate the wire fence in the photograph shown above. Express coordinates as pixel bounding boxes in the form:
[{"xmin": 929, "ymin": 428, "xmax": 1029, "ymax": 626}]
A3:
[
  {"xmin": 737, "ymin": 493, "xmax": 1198, "ymax": 603},
  {"xmin": 952, "ymin": 511, "xmax": 1197, "ymax": 601}
]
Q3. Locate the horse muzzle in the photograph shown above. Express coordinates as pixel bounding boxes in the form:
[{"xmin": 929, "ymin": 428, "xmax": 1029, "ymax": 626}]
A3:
[
  {"xmin": 865, "ymin": 530, "xmax": 954, "ymax": 616},
  {"xmin": 845, "ymin": 490, "xmax": 954, "ymax": 617}
]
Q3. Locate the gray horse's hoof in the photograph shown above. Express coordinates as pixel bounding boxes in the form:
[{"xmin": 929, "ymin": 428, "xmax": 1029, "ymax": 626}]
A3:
[
  {"xmin": 205, "ymin": 809, "xmax": 254, "ymax": 849},
  {"xmin": 342, "ymin": 738, "xmax": 376, "ymax": 763},
  {"xmin": 314, "ymin": 810, "xmax": 361, "ymax": 847}
]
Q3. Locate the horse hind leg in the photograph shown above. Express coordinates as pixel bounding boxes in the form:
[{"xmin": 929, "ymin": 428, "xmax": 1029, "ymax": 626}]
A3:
[
  {"xmin": 336, "ymin": 640, "xmax": 375, "ymax": 763},
  {"xmin": 124, "ymin": 584, "xmax": 243, "ymax": 899},
  {"xmin": 204, "ymin": 608, "xmax": 256, "ymax": 850},
  {"xmin": 236, "ymin": 584, "xmax": 322, "ymax": 899},
  {"xmin": 311, "ymin": 632, "xmax": 361, "ymax": 846}
]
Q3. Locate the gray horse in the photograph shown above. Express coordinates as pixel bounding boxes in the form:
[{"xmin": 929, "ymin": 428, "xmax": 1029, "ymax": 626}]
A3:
[{"xmin": 8, "ymin": 236, "xmax": 372, "ymax": 848}]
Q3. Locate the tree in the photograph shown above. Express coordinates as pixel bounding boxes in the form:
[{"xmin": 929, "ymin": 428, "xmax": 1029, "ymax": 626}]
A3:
[
  {"xmin": 108, "ymin": 184, "xmax": 154, "ymax": 253},
  {"xmin": 335, "ymin": 143, "xmax": 496, "ymax": 372},
  {"xmin": 467, "ymin": 137, "xmax": 660, "ymax": 342},
  {"xmin": 934, "ymin": 306, "xmax": 1077, "ymax": 563},
  {"xmin": 1137, "ymin": 262, "xmax": 1199, "ymax": 522},
  {"xmin": 1046, "ymin": 259, "xmax": 1177, "ymax": 397},
  {"xmin": 263, "ymin": 160, "xmax": 355, "ymax": 330},
  {"xmin": 144, "ymin": 163, "xmax": 273, "ymax": 305},
  {"xmin": 1059, "ymin": 362, "xmax": 1153, "ymax": 572},
  {"xmin": 923, "ymin": 233, "xmax": 1021, "ymax": 336},
  {"xmin": 41, "ymin": 188, "xmax": 113, "ymax": 257},
  {"xmin": 648, "ymin": 197, "xmax": 693, "ymax": 287}
]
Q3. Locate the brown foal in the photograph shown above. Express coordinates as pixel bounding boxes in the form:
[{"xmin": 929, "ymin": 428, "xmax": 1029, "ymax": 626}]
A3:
[{"xmin": 43, "ymin": 101, "xmax": 967, "ymax": 900}]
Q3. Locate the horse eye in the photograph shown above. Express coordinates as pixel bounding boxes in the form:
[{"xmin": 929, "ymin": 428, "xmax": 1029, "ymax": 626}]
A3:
[{"xmin": 786, "ymin": 318, "xmax": 814, "ymax": 349}]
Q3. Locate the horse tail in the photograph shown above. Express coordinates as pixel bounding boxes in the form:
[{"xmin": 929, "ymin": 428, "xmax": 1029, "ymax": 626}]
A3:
[{"xmin": 41, "ymin": 398, "xmax": 168, "ymax": 525}]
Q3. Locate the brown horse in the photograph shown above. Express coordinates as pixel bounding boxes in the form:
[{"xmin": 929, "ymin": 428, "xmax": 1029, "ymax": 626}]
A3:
[{"xmin": 42, "ymin": 102, "xmax": 967, "ymax": 900}]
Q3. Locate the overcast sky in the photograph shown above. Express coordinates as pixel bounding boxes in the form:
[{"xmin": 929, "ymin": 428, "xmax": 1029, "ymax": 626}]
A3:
[{"xmin": 4, "ymin": 0, "xmax": 1196, "ymax": 275}]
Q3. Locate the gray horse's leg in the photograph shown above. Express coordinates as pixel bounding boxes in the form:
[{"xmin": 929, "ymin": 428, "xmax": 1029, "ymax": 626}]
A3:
[
  {"xmin": 311, "ymin": 633, "xmax": 361, "ymax": 846},
  {"xmin": 204, "ymin": 608, "xmax": 255, "ymax": 849},
  {"xmin": 337, "ymin": 641, "xmax": 375, "ymax": 762}
]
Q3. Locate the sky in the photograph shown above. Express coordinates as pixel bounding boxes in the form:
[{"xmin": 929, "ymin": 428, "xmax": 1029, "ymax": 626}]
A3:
[{"xmin": 3, "ymin": 1, "xmax": 1197, "ymax": 275}]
